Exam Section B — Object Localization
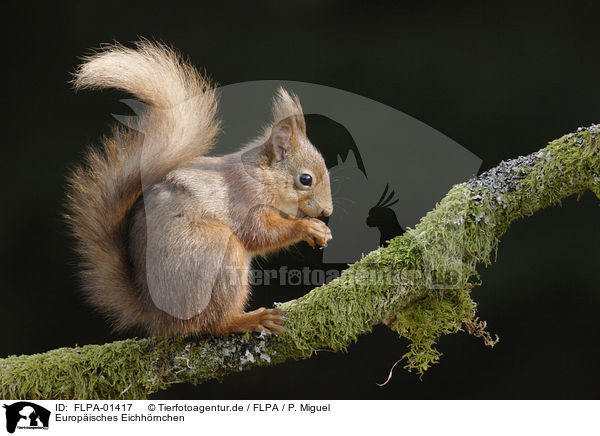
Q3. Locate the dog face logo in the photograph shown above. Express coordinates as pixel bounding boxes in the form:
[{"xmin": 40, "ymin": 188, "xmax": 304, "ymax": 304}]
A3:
[
  {"xmin": 2, "ymin": 402, "xmax": 50, "ymax": 433},
  {"xmin": 116, "ymin": 80, "xmax": 482, "ymax": 318}
]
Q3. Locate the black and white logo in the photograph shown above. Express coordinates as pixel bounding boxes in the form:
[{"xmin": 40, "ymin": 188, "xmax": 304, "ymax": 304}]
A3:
[{"xmin": 3, "ymin": 402, "xmax": 50, "ymax": 433}]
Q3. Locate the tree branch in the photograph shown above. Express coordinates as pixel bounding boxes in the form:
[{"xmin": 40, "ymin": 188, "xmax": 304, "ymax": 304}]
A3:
[{"xmin": 1, "ymin": 125, "xmax": 598, "ymax": 400}]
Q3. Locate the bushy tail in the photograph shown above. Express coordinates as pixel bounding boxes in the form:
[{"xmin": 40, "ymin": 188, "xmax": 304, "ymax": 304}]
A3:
[{"xmin": 65, "ymin": 41, "xmax": 219, "ymax": 331}]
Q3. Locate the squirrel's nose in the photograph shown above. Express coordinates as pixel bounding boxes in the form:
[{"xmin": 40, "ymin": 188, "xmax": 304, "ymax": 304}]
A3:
[{"xmin": 321, "ymin": 207, "xmax": 333, "ymax": 217}]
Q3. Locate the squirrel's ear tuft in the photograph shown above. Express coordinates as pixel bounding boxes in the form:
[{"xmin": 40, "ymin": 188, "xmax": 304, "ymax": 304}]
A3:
[
  {"xmin": 267, "ymin": 117, "xmax": 299, "ymax": 163},
  {"xmin": 272, "ymin": 87, "xmax": 306, "ymax": 135},
  {"xmin": 267, "ymin": 88, "xmax": 306, "ymax": 163}
]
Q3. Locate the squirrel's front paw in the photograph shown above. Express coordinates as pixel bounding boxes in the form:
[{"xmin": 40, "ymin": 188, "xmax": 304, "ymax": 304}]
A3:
[{"xmin": 298, "ymin": 218, "xmax": 332, "ymax": 248}]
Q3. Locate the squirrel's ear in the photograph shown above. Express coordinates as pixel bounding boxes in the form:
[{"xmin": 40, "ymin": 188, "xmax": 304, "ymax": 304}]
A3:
[
  {"xmin": 267, "ymin": 117, "xmax": 298, "ymax": 163},
  {"xmin": 294, "ymin": 113, "xmax": 306, "ymax": 135},
  {"xmin": 271, "ymin": 87, "xmax": 306, "ymax": 135}
]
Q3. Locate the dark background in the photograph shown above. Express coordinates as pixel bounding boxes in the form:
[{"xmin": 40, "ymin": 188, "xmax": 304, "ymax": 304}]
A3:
[{"xmin": 2, "ymin": 1, "xmax": 599, "ymax": 399}]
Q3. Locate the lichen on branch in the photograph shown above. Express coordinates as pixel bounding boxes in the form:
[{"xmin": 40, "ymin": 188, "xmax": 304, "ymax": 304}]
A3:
[{"xmin": 1, "ymin": 124, "xmax": 598, "ymax": 399}]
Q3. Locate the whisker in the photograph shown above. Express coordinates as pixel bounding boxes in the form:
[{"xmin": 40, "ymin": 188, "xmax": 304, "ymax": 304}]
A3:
[
  {"xmin": 332, "ymin": 196, "xmax": 357, "ymax": 207},
  {"xmin": 331, "ymin": 202, "xmax": 350, "ymax": 215}
]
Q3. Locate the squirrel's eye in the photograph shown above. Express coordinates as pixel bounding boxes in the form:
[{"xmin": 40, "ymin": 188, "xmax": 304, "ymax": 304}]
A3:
[{"xmin": 299, "ymin": 173, "xmax": 313, "ymax": 187}]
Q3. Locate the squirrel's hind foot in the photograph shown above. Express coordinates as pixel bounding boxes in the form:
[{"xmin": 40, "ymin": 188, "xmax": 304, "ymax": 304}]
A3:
[{"xmin": 219, "ymin": 307, "xmax": 286, "ymax": 335}]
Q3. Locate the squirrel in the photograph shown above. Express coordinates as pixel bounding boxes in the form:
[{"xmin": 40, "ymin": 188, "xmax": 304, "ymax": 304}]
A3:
[{"xmin": 65, "ymin": 41, "xmax": 333, "ymax": 337}]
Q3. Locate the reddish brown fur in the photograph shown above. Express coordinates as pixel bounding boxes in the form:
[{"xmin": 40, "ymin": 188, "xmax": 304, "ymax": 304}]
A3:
[
  {"xmin": 238, "ymin": 207, "xmax": 331, "ymax": 253},
  {"xmin": 66, "ymin": 41, "xmax": 332, "ymax": 337}
]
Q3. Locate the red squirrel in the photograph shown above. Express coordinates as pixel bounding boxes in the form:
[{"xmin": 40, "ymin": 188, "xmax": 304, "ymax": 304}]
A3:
[{"xmin": 65, "ymin": 41, "xmax": 333, "ymax": 337}]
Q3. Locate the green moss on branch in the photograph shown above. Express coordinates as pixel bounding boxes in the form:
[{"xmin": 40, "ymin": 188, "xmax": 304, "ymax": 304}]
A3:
[{"xmin": 1, "ymin": 124, "xmax": 598, "ymax": 399}]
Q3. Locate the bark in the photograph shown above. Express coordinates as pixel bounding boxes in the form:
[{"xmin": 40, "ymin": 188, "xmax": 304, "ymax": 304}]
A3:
[{"xmin": 1, "ymin": 124, "xmax": 598, "ymax": 399}]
